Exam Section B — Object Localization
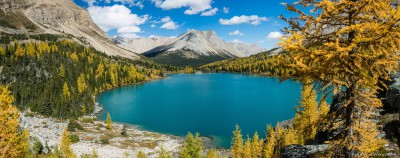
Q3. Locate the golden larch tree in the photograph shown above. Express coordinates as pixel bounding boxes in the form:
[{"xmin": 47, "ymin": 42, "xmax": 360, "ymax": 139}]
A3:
[
  {"xmin": 60, "ymin": 128, "xmax": 76, "ymax": 158},
  {"xmin": 26, "ymin": 41, "xmax": 36, "ymax": 57},
  {"xmin": 292, "ymin": 85, "xmax": 319, "ymax": 144},
  {"xmin": 77, "ymin": 73, "xmax": 88, "ymax": 95},
  {"xmin": 63, "ymin": 82, "xmax": 71, "ymax": 101},
  {"xmin": 206, "ymin": 149, "xmax": 220, "ymax": 158},
  {"xmin": 105, "ymin": 113, "xmax": 112, "ymax": 130},
  {"xmin": 137, "ymin": 151, "xmax": 148, "ymax": 158},
  {"xmin": 263, "ymin": 125, "xmax": 276, "ymax": 158},
  {"xmin": 0, "ymin": 46, "xmax": 5, "ymax": 56},
  {"xmin": 14, "ymin": 43, "xmax": 25, "ymax": 57},
  {"xmin": 281, "ymin": 127, "xmax": 299, "ymax": 147},
  {"xmin": 157, "ymin": 146, "xmax": 172, "ymax": 158},
  {"xmin": 59, "ymin": 64, "xmax": 65, "ymax": 78},
  {"xmin": 251, "ymin": 132, "xmax": 262, "ymax": 158},
  {"xmin": 179, "ymin": 132, "xmax": 203, "ymax": 158},
  {"xmin": 0, "ymin": 86, "xmax": 30, "ymax": 158},
  {"xmin": 243, "ymin": 136, "xmax": 252, "ymax": 158},
  {"xmin": 279, "ymin": 0, "xmax": 400, "ymax": 156},
  {"xmin": 231, "ymin": 124, "xmax": 244, "ymax": 158}
]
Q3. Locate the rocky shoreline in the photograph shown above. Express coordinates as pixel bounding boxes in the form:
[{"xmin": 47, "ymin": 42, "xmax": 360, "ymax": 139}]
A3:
[{"xmin": 20, "ymin": 111, "xmax": 183, "ymax": 158}]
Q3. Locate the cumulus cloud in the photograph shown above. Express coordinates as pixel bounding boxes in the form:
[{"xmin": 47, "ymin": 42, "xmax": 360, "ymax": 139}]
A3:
[
  {"xmin": 83, "ymin": 0, "xmax": 96, "ymax": 6},
  {"xmin": 87, "ymin": 5, "xmax": 148, "ymax": 32},
  {"xmin": 117, "ymin": 26, "xmax": 141, "ymax": 33},
  {"xmin": 223, "ymin": 7, "xmax": 229, "ymax": 14},
  {"xmin": 201, "ymin": 8, "xmax": 218, "ymax": 16},
  {"xmin": 160, "ymin": 16, "xmax": 179, "ymax": 30},
  {"xmin": 230, "ymin": 39, "xmax": 242, "ymax": 43},
  {"xmin": 229, "ymin": 30, "xmax": 244, "ymax": 36},
  {"xmin": 161, "ymin": 22, "xmax": 178, "ymax": 30},
  {"xmin": 161, "ymin": 16, "xmax": 172, "ymax": 23},
  {"xmin": 267, "ymin": 31, "xmax": 283, "ymax": 39},
  {"xmin": 219, "ymin": 15, "xmax": 268, "ymax": 25},
  {"xmin": 119, "ymin": 33, "xmax": 140, "ymax": 39},
  {"xmin": 84, "ymin": 0, "xmax": 143, "ymax": 8},
  {"xmin": 152, "ymin": 0, "xmax": 213, "ymax": 15},
  {"xmin": 151, "ymin": 24, "xmax": 156, "ymax": 28}
]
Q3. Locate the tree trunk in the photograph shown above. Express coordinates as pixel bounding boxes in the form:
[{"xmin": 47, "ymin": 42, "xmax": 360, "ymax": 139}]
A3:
[{"xmin": 345, "ymin": 82, "xmax": 356, "ymax": 158}]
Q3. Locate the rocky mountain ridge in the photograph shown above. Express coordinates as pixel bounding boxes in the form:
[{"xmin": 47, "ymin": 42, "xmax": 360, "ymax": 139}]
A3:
[
  {"xmin": 138, "ymin": 30, "xmax": 247, "ymax": 66},
  {"xmin": 112, "ymin": 36, "xmax": 174, "ymax": 54},
  {"xmin": 0, "ymin": 0, "xmax": 140, "ymax": 59},
  {"xmin": 228, "ymin": 41, "xmax": 267, "ymax": 56}
]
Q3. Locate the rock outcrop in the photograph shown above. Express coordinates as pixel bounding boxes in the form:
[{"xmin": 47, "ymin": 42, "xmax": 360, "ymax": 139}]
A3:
[
  {"xmin": 379, "ymin": 73, "xmax": 400, "ymax": 113},
  {"xmin": 0, "ymin": 0, "xmax": 140, "ymax": 59},
  {"xmin": 281, "ymin": 144, "xmax": 329, "ymax": 158}
]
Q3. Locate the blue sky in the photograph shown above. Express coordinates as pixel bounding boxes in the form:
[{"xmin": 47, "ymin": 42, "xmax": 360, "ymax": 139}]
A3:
[{"xmin": 72, "ymin": 0, "xmax": 298, "ymax": 49}]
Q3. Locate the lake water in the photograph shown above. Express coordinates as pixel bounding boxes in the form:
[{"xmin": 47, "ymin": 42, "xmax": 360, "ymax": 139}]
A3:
[{"xmin": 98, "ymin": 73, "xmax": 302, "ymax": 148}]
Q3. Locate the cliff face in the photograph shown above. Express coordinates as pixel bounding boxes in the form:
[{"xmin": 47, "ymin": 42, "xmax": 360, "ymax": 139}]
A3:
[{"xmin": 0, "ymin": 0, "xmax": 140, "ymax": 59}]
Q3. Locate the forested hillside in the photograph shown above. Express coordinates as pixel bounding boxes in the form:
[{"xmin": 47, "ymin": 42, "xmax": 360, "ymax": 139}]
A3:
[
  {"xmin": 201, "ymin": 49, "xmax": 293, "ymax": 76},
  {"xmin": 0, "ymin": 34, "xmax": 177, "ymax": 118}
]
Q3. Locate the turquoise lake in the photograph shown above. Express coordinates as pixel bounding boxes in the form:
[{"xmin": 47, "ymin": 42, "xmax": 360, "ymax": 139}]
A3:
[{"xmin": 98, "ymin": 73, "xmax": 302, "ymax": 148}]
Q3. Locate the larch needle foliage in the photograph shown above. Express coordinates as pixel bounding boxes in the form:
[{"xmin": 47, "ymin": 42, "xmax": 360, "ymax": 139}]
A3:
[
  {"xmin": 292, "ymin": 85, "xmax": 322, "ymax": 144},
  {"xmin": 0, "ymin": 86, "xmax": 29, "ymax": 158},
  {"xmin": 61, "ymin": 128, "xmax": 76, "ymax": 158},
  {"xmin": 179, "ymin": 132, "xmax": 203, "ymax": 158},
  {"xmin": 279, "ymin": 0, "xmax": 400, "ymax": 156},
  {"xmin": 105, "ymin": 112, "xmax": 112, "ymax": 130}
]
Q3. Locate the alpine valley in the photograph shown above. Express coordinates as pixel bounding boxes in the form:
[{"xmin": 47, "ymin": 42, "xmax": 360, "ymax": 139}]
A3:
[
  {"xmin": 0, "ymin": 0, "xmax": 399, "ymax": 158},
  {"xmin": 113, "ymin": 29, "xmax": 266, "ymax": 67}
]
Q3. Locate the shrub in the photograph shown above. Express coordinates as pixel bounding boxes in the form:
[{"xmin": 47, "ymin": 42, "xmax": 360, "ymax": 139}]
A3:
[
  {"xmin": 67, "ymin": 119, "xmax": 84, "ymax": 132},
  {"xmin": 32, "ymin": 137, "xmax": 43, "ymax": 155},
  {"xmin": 81, "ymin": 118, "xmax": 94, "ymax": 123},
  {"xmin": 24, "ymin": 112, "xmax": 35, "ymax": 117},
  {"xmin": 69, "ymin": 134, "xmax": 80, "ymax": 143},
  {"xmin": 121, "ymin": 125, "xmax": 127, "ymax": 136},
  {"xmin": 99, "ymin": 136, "xmax": 110, "ymax": 145}
]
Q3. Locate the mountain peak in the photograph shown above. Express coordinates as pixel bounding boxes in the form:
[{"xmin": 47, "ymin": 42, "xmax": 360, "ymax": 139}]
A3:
[
  {"xmin": 228, "ymin": 41, "xmax": 267, "ymax": 56},
  {"xmin": 142, "ymin": 29, "xmax": 244, "ymax": 66},
  {"xmin": 184, "ymin": 29, "xmax": 217, "ymax": 38}
]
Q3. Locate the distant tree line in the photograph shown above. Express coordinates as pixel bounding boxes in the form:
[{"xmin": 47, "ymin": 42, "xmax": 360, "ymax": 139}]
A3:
[{"xmin": 200, "ymin": 52, "xmax": 294, "ymax": 76}]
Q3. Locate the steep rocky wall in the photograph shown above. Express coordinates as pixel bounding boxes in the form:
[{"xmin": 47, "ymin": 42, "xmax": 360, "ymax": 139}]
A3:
[
  {"xmin": 0, "ymin": 0, "xmax": 139, "ymax": 59},
  {"xmin": 0, "ymin": 0, "xmax": 28, "ymax": 11}
]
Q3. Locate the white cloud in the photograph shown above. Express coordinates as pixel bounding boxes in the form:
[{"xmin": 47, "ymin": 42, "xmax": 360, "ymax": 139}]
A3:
[
  {"xmin": 84, "ymin": 0, "xmax": 143, "ymax": 8},
  {"xmin": 83, "ymin": 0, "xmax": 96, "ymax": 6},
  {"xmin": 229, "ymin": 30, "xmax": 244, "ymax": 36},
  {"xmin": 230, "ymin": 39, "xmax": 242, "ymax": 43},
  {"xmin": 151, "ymin": 0, "xmax": 163, "ymax": 6},
  {"xmin": 87, "ymin": 5, "xmax": 148, "ymax": 32},
  {"xmin": 161, "ymin": 21, "xmax": 178, "ymax": 30},
  {"xmin": 117, "ymin": 26, "xmax": 141, "ymax": 33},
  {"xmin": 153, "ymin": 0, "xmax": 213, "ymax": 15},
  {"xmin": 223, "ymin": 7, "xmax": 229, "ymax": 14},
  {"xmin": 219, "ymin": 15, "xmax": 268, "ymax": 25},
  {"xmin": 267, "ymin": 31, "xmax": 283, "ymax": 39},
  {"xmin": 201, "ymin": 8, "xmax": 218, "ymax": 16},
  {"xmin": 151, "ymin": 24, "xmax": 156, "ymax": 28},
  {"xmin": 119, "ymin": 33, "xmax": 140, "ymax": 39},
  {"xmin": 160, "ymin": 16, "xmax": 179, "ymax": 30},
  {"xmin": 161, "ymin": 16, "xmax": 172, "ymax": 23},
  {"xmin": 273, "ymin": 21, "xmax": 282, "ymax": 26}
]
